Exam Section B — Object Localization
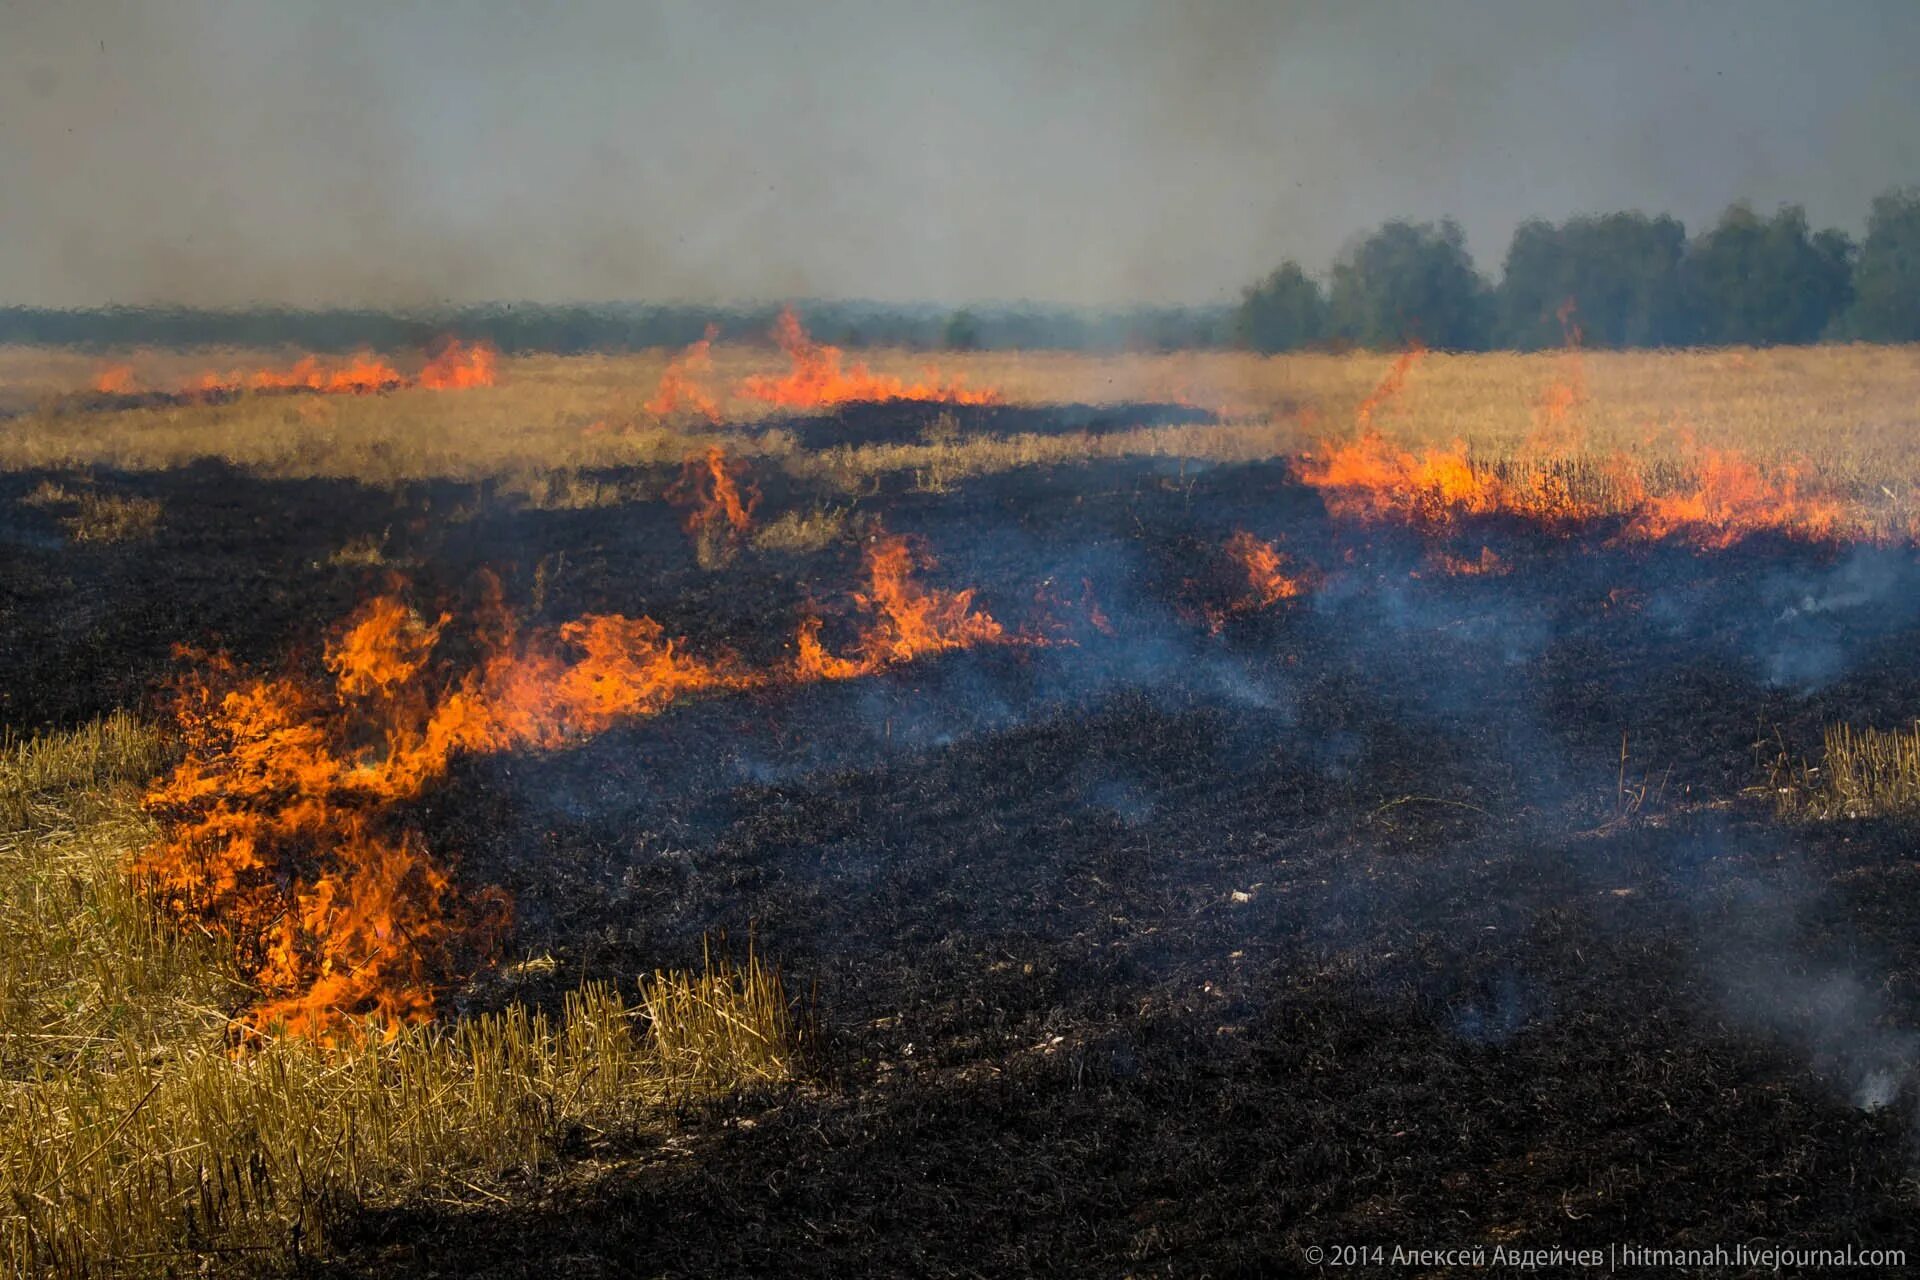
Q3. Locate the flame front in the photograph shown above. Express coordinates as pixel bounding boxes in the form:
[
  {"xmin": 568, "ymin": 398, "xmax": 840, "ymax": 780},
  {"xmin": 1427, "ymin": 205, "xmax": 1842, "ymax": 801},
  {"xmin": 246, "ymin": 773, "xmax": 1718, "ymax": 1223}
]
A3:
[
  {"xmin": 740, "ymin": 308, "xmax": 999, "ymax": 408},
  {"xmin": 199, "ymin": 352, "xmax": 407, "ymax": 396},
  {"xmin": 138, "ymin": 588, "xmax": 748, "ymax": 1043},
  {"xmin": 89, "ymin": 340, "xmax": 495, "ymax": 401},
  {"xmin": 1295, "ymin": 338, "xmax": 1854, "ymax": 548},
  {"xmin": 141, "ymin": 533, "xmax": 1040, "ymax": 1042}
]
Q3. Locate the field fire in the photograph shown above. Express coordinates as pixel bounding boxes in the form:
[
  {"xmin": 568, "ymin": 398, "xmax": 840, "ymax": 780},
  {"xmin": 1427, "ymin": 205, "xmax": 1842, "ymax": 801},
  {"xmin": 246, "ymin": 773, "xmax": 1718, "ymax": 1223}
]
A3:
[{"xmin": 7, "ymin": 4, "xmax": 1920, "ymax": 1277}]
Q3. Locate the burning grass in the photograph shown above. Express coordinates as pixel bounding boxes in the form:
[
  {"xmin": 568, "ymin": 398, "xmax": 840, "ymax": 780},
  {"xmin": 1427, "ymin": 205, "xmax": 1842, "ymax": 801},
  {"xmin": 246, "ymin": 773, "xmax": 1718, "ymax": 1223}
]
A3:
[
  {"xmin": 738, "ymin": 308, "xmax": 999, "ymax": 409},
  {"xmin": 671, "ymin": 445, "xmax": 760, "ymax": 567},
  {"xmin": 0, "ymin": 717, "xmax": 795, "ymax": 1276},
  {"xmin": 8, "ymin": 344, "xmax": 1919, "ymax": 502},
  {"xmin": 136, "ymin": 527, "xmax": 1034, "ymax": 1044}
]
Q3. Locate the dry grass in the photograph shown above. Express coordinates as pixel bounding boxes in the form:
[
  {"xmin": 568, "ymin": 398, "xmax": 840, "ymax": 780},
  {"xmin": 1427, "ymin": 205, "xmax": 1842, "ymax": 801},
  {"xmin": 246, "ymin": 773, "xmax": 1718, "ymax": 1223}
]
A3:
[
  {"xmin": 3, "ymin": 344, "xmax": 1917, "ymax": 488},
  {"xmin": 325, "ymin": 530, "xmax": 391, "ymax": 568},
  {"xmin": 0, "ymin": 717, "xmax": 797, "ymax": 1277},
  {"xmin": 21, "ymin": 481, "xmax": 163, "ymax": 544},
  {"xmin": 1771, "ymin": 723, "xmax": 1920, "ymax": 820},
  {"xmin": 751, "ymin": 504, "xmax": 857, "ymax": 555}
]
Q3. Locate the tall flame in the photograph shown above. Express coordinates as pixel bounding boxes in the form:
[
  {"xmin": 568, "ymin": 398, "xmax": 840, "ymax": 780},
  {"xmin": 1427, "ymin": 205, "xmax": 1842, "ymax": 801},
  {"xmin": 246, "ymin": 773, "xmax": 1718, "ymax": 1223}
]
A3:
[
  {"xmin": 645, "ymin": 325, "xmax": 723, "ymax": 422},
  {"xmin": 739, "ymin": 308, "xmax": 999, "ymax": 408},
  {"xmin": 1524, "ymin": 300, "xmax": 1586, "ymax": 456},
  {"xmin": 670, "ymin": 446, "xmax": 758, "ymax": 552}
]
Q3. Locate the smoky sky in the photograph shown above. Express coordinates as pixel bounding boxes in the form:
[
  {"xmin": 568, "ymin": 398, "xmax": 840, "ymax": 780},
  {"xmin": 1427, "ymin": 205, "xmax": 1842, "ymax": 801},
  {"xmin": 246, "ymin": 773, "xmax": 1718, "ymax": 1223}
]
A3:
[{"xmin": 2, "ymin": 0, "xmax": 1917, "ymax": 308}]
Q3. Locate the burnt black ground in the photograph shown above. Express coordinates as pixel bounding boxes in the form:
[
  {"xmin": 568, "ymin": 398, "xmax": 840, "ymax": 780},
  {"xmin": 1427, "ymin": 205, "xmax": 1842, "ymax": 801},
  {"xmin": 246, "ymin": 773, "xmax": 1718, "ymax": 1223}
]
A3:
[{"xmin": 6, "ymin": 403, "xmax": 1920, "ymax": 1276}]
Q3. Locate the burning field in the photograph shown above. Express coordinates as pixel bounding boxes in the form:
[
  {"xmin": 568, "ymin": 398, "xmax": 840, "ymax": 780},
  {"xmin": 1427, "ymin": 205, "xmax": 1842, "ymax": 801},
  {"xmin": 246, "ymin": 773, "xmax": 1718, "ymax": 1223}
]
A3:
[{"xmin": 7, "ymin": 334, "xmax": 1920, "ymax": 1275}]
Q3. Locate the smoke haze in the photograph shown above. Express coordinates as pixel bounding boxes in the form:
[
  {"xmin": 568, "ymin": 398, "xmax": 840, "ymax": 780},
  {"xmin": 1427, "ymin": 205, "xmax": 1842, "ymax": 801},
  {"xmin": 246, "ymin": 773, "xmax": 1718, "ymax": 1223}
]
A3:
[{"xmin": 3, "ymin": 0, "xmax": 1917, "ymax": 307}]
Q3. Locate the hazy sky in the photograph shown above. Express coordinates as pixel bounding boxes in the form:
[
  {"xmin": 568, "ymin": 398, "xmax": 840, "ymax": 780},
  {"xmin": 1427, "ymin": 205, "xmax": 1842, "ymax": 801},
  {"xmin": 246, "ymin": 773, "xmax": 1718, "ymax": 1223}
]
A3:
[{"xmin": 2, "ymin": 0, "xmax": 1917, "ymax": 307}]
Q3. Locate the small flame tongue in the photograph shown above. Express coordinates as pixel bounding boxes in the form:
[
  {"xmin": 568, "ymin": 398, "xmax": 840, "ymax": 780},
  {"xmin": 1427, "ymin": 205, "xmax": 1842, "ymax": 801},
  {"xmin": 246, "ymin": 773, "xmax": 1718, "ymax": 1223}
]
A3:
[
  {"xmin": 739, "ymin": 307, "xmax": 999, "ymax": 408},
  {"xmin": 793, "ymin": 531, "xmax": 1008, "ymax": 680},
  {"xmin": 645, "ymin": 325, "xmax": 723, "ymax": 422}
]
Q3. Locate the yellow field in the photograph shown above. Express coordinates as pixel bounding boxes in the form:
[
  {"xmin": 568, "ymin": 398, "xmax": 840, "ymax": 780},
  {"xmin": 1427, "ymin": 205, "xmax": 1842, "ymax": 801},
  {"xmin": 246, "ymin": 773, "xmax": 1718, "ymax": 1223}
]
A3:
[{"xmin": 4, "ymin": 343, "xmax": 1919, "ymax": 486}]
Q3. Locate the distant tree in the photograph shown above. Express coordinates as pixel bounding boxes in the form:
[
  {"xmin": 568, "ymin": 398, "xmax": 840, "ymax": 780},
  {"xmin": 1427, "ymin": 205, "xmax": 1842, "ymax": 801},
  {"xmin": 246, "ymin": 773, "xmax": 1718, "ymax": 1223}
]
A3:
[
  {"xmin": 1847, "ymin": 188, "xmax": 1920, "ymax": 342},
  {"xmin": 1683, "ymin": 203, "xmax": 1854, "ymax": 346},
  {"xmin": 1327, "ymin": 219, "xmax": 1491, "ymax": 350},
  {"xmin": 1498, "ymin": 212, "xmax": 1691, "ymax": 349},
  {"xmin": 1235, "ymin": 261, "xmax": 1326, "ymax": 353},
  {"xmin": 943, "ymin": 309, "xmax": 981, "ymax": 351}
]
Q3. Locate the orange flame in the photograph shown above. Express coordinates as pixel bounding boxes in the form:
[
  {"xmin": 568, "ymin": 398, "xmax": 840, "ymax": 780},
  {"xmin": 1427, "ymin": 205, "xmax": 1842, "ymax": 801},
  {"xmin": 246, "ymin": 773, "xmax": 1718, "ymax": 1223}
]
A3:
[
  {"xmin": 138, "ymin": 586, "xmax": 748, "ymax": 1043},
  {"xmin": 739, "ymin": 308, "xmax": 999, "ymax": 408},
  {"xmin": 1202, "ymin": 531, "xmax": 1311, "ymax": 631},
  {"xmin": 1524, "ymin": 300, "xmax": 1586, "ymax": 456},
  {"xmin": 794, "ymin": 531, "xmax": 1009, "ymax": 680},
  {"xmin": 1617, "ymin": 441, "xmax": 1845, "ymax": 549},
  {"xmin": 1299, "ymin": 426, "xmax": 1853, "ymax": 550},
  {"xmin": 1353, "ymin": 342, "xmax": 1427, "ymax": 432},
  {"xmin": 1295, "ymin": 431, "xmax": 1522, "ymax": 526},
  {"xmin": 142, "ymin": 525, "xmax": 1046, "ymax": 1041},
  {"xmin": 670, "ymin": 446, "xmax": 758, "ymax": 547},
  {"xmin": 418, "ymin": 339, "xmax": 499, "ymax": 390},
  {"xmin": 92, "ymin": 365, "xmax": 139, "ymax": 394},
  {"xmin": 645, "ymin": 326, "xmax": 722, "ymax": 422},
  {"xmin": 197, "ymin": 352, "xmax": 407, "ymax": 397},
  {"xmin": 91, "ymin": 342, "xmax": 494, "ymax": 402}
]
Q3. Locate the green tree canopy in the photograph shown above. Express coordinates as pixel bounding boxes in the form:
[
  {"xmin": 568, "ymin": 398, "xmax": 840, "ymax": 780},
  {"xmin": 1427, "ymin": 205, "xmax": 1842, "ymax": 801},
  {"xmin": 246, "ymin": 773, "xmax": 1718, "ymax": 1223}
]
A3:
[
  {"xmin": 1328, "ymin": 219, "xmax": 1491, "ymax": 351},
  {"xmin": 1235, "ymin": 261, "xmax": 1326, "ymax": 353},
  {"xmin": 1683, "ymin": 203, "xmax": 1854, "ymax": 346},
  {"xmin": 1498, "ymin": 212, "xmax": 1691, "ymax": 349},
  {"xmin": 1848, "ymin": 188, "xmax": 1920, "ymax": 342}
]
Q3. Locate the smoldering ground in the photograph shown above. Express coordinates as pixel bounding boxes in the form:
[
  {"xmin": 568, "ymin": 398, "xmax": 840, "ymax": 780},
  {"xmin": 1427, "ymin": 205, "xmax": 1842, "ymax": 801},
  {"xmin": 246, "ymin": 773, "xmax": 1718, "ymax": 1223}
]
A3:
[{"xmin": 12, "ymin": 404, "xmax": 1920, "ymax": 1271}]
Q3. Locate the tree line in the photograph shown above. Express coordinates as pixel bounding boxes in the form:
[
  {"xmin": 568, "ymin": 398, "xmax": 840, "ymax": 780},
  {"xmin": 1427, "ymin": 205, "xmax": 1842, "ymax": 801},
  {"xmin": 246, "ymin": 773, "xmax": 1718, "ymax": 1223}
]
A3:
[
  {"xmin": 1238, "ymin": 188, "xmax": 1920, "ymax": 352},
  {"xmin": 0, "ymin": 301, "xmax": 1230, "ymax": 356}
]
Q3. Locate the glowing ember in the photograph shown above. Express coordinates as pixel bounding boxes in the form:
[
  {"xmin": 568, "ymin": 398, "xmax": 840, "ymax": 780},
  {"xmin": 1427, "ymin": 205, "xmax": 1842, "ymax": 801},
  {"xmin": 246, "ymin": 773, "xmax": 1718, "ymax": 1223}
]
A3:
[
  {"xmin": 645, "ymin": 325, "xmax": 723, "ymax": 422},
  {"xmin": 418, "ymin": 339, "xmax": 499, "ymax": 390},
  {"xmin": 739, "ymin": 308, "xmax": 999, "ymax": 408},
  {"xmin": 1420, "ymin": 546, "xmax": 1508, "ymax": 578}
]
